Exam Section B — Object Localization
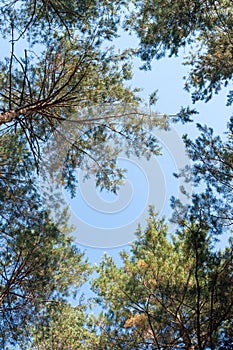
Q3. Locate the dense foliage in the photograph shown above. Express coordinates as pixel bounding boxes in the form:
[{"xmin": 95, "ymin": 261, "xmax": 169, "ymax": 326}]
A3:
[
  {"xmin": 93, "ymin": 209, "xmax": 232, "ymax": 349},
  {"xmin": 0, "ymin": 132, "xmax": 91, "ymax": 346}
]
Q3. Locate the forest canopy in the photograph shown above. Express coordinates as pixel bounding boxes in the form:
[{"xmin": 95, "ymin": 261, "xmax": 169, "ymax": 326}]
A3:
[{"xmin": 0, "ymin": 0, "xmax": 232, "ymax": 348}]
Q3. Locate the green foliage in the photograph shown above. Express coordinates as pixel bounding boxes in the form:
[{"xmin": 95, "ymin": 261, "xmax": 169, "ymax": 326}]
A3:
[
  {"xmin": 26, "ymin": 303, "xmax": 98, "ymax": 350},
  {"xmin": 129, "ymin": 0, "xmax": 233, "ymax": 102},
  {"xmin": 92, "ymin": 208, "xmax": 233, "ymax": 349},
  {"xmin": 0, "ymin": 0, "xmax": 127, "ymax": 43},
  {"xmin": 0, "ymin": 0, "xmax": 167, "ymax": 193},
  {"xmin": 0, "ymin": 133, "xmax": 90, "ymax": 347},
  {"xmin": 184, "ymin": 123, "xmax": 233, "ymax": 197},
  {"xmin": 172, "ymin": 122, "xmax": 233, "ymax": 232},
  {"xmin": 91, "ymin": 111, "xmax": 233, "ymax": 350}
]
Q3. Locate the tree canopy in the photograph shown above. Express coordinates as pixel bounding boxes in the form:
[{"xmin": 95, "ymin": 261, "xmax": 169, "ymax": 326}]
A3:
[
  {"xmin": 93, "ymin": 208, "xmax": 232, "ymax": 349},
  {"xmin": 0, "ymin": 0, "xmax": 232, "ymax": 348},
  {"xmin": 129, "ymin": 0, "xmax": 233, "ymax": 103},
  {"xmin": 91, "ymin": 121, "xmax": 233, "ymax": 348}
]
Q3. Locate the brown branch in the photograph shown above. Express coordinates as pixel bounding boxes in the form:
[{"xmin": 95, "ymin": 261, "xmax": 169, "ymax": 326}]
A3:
[{"xmin": 9, "ymin": 22, "xmax": 14, "ymax": 110}]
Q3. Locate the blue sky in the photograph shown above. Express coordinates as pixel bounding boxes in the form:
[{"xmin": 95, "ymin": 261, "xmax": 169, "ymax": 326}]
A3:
[{"xmin": 69, "ymin": 46, "xmax": 231, "ymax": 264}]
